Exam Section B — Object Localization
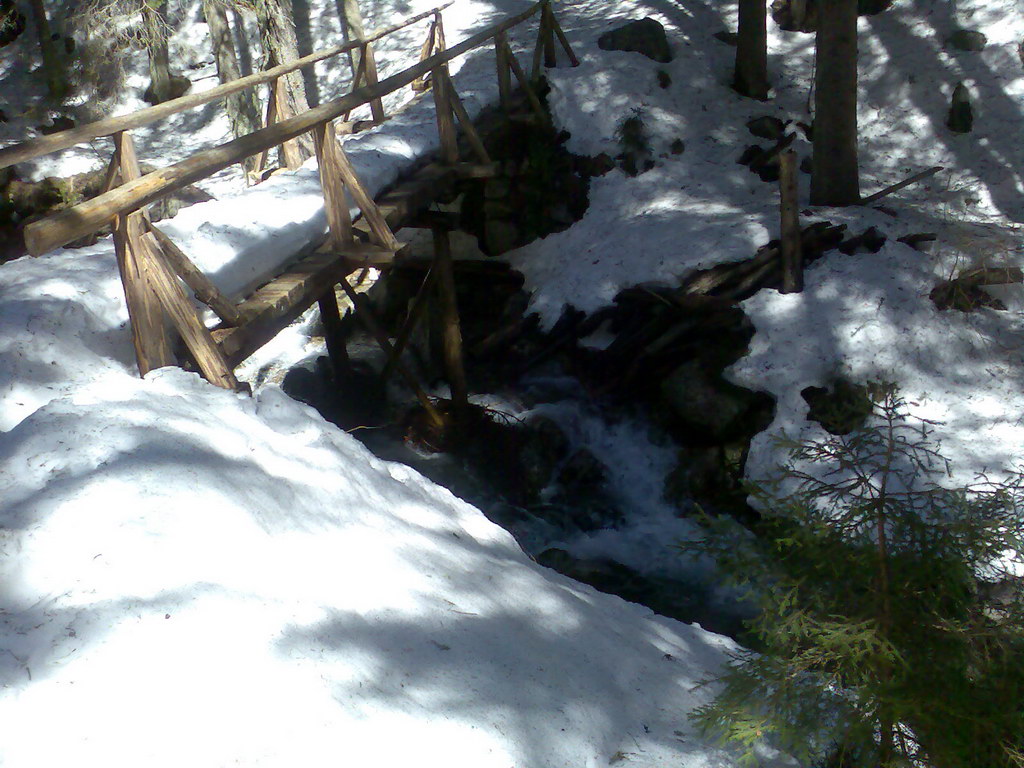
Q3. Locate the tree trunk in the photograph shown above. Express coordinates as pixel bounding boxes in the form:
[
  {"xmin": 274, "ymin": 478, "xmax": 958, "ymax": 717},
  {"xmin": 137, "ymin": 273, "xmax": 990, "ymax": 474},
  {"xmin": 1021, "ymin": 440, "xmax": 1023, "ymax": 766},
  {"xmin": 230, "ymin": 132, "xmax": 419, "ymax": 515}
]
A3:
[
  {"xmin": 203, "ymin": 0, "xmax": 262, "ymax": 171},
  {"xmin": 734, "ymin": 0, "xmax": 768, "ymax": 100},
  {"xmin": 256, "ymin": 0, "xmax": 314, "ymax": 162},
  {"xmin": 339, "ymin": 0, "xmax": 366, "ymax": 79},
  {"xmin": 810, "ymin": 0, "xmax": 860, "ymax": 206},
  {"xmin": 28, "ymin": 0, "xmax": 68, "ymax": 100},
  {"xmin": 142, "ymin": 1, "xmax": 174, "ymax": 103}
]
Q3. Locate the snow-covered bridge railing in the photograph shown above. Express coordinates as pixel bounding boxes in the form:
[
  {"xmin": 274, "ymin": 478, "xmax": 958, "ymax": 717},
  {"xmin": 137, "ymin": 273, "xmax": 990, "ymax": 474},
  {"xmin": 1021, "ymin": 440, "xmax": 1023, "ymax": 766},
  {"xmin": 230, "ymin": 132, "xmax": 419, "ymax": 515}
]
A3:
[{"xmin": 0, "ymin": 0, "xmax": 577, "ymax": 397}]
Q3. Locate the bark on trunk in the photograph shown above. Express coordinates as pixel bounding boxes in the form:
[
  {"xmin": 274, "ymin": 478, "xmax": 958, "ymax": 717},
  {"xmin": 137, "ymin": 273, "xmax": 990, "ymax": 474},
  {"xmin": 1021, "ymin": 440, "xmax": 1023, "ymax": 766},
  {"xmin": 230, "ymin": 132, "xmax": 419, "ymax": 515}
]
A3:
[
  {"xmin": 143, "ymin": 1, "xmax": 173, "ymax": 104},
  {"xmin": 256, "ymin": 0, "xmax": 315, "ymax": 162},
  {"xmin": 340, "ymin": 0, "xmax": 367, "ymax": 78},
  {"xmin": 734, "ymin": 0, "xmax": 768, "ymax": 100},
  {"xmin": 810, "ymin": 0, "xmax": 860, "ymax": 206},
  {"xmin": 28, "ymin": 0, "xmax": 67, "ymax": 100},
  {"xmin": 203, "ymin": 0, "xmax": 262, "ymax": 170}
]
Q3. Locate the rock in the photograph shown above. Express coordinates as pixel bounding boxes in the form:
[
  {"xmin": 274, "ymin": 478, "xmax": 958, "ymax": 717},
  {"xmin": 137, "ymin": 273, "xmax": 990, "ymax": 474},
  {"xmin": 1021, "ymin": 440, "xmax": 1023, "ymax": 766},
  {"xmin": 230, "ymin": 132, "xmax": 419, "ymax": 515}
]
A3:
[
  {"xmin": 143, "ymin": 74, "xmax": 192, "ymax": 105},
  {"xmin": 557, "ymin": 447, "xmax": 606, "ymax": 491},
  {"xmin": 578, "ymin": 153, "xmax": 616, "ymax": 177},
  {"xmin": 669, "ymin": 138, "xmax": 685, "ymax": 155},
  {"xmin": 772, "ymin": 0, "xmax": 892, "ymax": 31},
  {"xmin": 947, "ymin": 29, "xmax": 987, "ymax": 52},
  {"xmin": 0, "ymin": 108, "xmax": 8, "ymax": 123},
  {"xmin": 746, "ymin": 115, "xmax": 786, "ymax": 140},
  {"xmin": 656, "ymin": 69, "xmax": 671, "ymax": 89},
  {"xmin": 712, "ymin": 30, "xmax": 738, "ymax": 46},
  {"xmin": 657, "ymin": 359, "xmax": 772, "ymax": 443},
  {"xmin": 38, "ymin": 116, "xmax": 75, "ymax": 135},
  {"xmin": 801, "ymin": 379, "xmax": 873, "ymax": 435},
  {"xmin": 519, "ymin": 416, "xmax": 571, "ymax": 500},
  {"xmin": 597, "ymin": 18, "xmax": 672, "ymax": 63},
  {"xmin": 947, "ymin": 82, "xmax": 973, "ymax": 133},
  {"xmin": 0, "ymin": 0, "xmax": 26, "ymax": 47},
  {"xmin": 737, "ymin": 144, "xmax": 763, "ymax": 166},
  {"xmin": 799, "ymin": 155, "xmax": 812, "ymax": 174},
  {"xmin": 897, "ymin": 232, "xmax": 937, "ymax": 252}
]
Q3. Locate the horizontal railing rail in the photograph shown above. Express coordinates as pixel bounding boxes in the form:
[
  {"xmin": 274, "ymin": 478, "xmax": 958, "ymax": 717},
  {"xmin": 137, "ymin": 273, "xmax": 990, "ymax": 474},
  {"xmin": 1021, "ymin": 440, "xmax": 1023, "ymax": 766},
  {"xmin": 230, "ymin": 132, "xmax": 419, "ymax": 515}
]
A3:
[{"xmin": 0, "ymin": 0, "xmax": 454, "ymax": 169}]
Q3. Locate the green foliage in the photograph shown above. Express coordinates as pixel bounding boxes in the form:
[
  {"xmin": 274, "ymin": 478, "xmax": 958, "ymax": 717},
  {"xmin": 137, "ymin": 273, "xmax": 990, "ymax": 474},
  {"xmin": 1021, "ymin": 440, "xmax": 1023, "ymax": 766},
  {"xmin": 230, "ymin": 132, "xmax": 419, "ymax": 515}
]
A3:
[{"xmin": 688, "ymin": 384, "xmax": 1024, "ymax": 767}]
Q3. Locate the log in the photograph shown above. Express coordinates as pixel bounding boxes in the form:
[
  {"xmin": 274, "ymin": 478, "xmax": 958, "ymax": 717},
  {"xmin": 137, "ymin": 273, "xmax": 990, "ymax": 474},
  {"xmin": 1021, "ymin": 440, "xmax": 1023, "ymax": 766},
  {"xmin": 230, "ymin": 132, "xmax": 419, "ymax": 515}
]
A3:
[
  {"xmin": 432, "ymin": 65, "xmax": 460, "ymax": 164},
  {"xmin": 549, "ymin": 10, "xmax": 579, "ymax": 66},
  {"xmin": 362, "ymin": 43, "xmax": 386, "ymax": 123},
  {"xmin": 382, "ymin": 264, "xmax": 438, "ymax": 381},
  {"xmin": 148, "ymin": 223, "xmax": 242, "ymax": 325},
  {"xmin": 440, "ymin": 69, "xmax": 491, "ymax": 164},
  {"xmin": 412, "ymin": 19, "xmax": 437, "ymax": 91},
  {"xmin": 0, "ymin": 1, "xmax": 455, "ymax": 169},
  {"xmin": 502, "ymin": 39, "xmax": 547, "ymax": 122},
  {"xmin": 312, "ymin": 119, "xmax": 355, "ymax": 247},
  {"xmin": 25, "ymin": 1, "xmax": 543, "ymax": 255},
  {"xmin": 495, "ymin": 33, "xmax": 513, "ymax": 110},
  {"xmin": 318, "ymin": 289, "xmax": 350, "ymax": 377}
]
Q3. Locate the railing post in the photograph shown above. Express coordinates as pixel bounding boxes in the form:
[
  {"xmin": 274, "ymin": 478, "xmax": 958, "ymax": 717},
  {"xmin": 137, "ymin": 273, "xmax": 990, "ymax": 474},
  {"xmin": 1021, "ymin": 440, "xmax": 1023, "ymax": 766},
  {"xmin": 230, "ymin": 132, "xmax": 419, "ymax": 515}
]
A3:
[
  {"xmin": 495, "ymin": 32, "xmax": 513, "ymax": 111},
  {"xmin": 432, "ymin": 64, "xmax": 459, "ymax": 164},
  {"xmin": 111, "ymin": 130, "xmax": 174, "ymax": 375},
  {"xmin": 779, "ymin": 149, "xmax": 803, "ymax": 294},
  {"xmin": 433, "ymin": 224, "xmax": 467, "ymax": 409},
  {"xmin": 361, "ymin": 42, "xmax": 386, "ymax": 122},
  {"xmin": 412, "ymin": 19, "xmax": 438, "ymax": 92}
]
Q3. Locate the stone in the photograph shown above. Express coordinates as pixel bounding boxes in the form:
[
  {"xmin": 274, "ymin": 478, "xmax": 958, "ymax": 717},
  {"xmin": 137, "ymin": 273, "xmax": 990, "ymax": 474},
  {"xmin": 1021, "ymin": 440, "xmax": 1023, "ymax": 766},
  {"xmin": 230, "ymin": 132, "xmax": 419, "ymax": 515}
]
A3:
[
  {"xmin": 143, "ymin": 74, "xmax": 192, "ymax": 105},
  {"xmin": 712, "ymin": 30, "xmax": 738, "ymax": 46},
  {"xmin": 746, "ymin": 115, "xmax": 786, "ymax": 141},
  {"xmin": 669, "ymin": 138, "xmax": 685, "ymax": 155},
  {"xmin": 38, "ymin": 116, "xmax": 75, "ymax": 135},
  {"xmin": 947, "ymin": 29, "xmax": 987, "ymax": 52},
  {"xmin": 597, "ymin": 18, "xmax": 673, "ymax": 63},
  {"xmin": 656, "ymin": 69, "xmax": 671, "ymax": 89},
  {"xmin": 947, "ymin": 82, "xmax": 973, "ymax": 133},
  {"xmin": 657, "ymin": 359, "xmax": 771, "ymax": 443},
  {"xmin": 801, "ymin": 379, "xmax": 873, "ymax": 435},
  {"xmin": 519, "ymin": 416, "xmax": 571, "ymax": 500}
]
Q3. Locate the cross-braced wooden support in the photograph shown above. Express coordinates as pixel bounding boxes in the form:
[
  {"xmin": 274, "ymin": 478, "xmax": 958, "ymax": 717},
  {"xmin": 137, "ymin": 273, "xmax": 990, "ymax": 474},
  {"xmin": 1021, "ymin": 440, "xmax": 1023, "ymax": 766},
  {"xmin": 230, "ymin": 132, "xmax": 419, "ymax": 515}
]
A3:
[{"xmin": 531, "ymin": 0, "xmax": 579, "ymax": 78}]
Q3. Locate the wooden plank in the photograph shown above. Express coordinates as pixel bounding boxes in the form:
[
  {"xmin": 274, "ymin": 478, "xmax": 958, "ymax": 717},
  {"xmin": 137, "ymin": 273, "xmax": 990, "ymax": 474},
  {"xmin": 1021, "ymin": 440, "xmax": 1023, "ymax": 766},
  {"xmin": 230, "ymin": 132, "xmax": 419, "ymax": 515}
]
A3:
[
  {"xmin": 0, "ymin": 1, "xmax": 456, "ymax": 169},
  {"xmin": 113, "ymin": 131, "xmax": 174, "ymax": 374},
  {"xmin": 138, "ymin": 232, "xmax": 240, "ymax": 390},
  {"xmin": 312, "ymin": 120, "xmax": 354, "ymax": 247},
  {"xmin": 432, "ymin": 226, "xmax": 467, "ymax": 407},
  {"xmin": 495, "ymin": 33, "xmax": 513, "ymax": 110},
  {"xmin": 542, "ymin": 2, "xmax": 557, "ymax": 68},
  {"xmin": 24, "ymin": 1, "xmax": 543, "ymax": 256},
  {"xmin": 148, "ymin": 223, "xmax": 243, "ymax": 325},
  {"xmin": 779, "ymin": 150, "xmax": 802, "ymax": 294},
  {"xmin": 362, "ymin": 43, "xmax": 386, "ymax": 123},
  {"xmin": 441, "ymin": 69, "xmax": 491, "ymax": 164},
  {"xmin": 432, "ymin": 65, "xmax": 459, "ymax": 164}
]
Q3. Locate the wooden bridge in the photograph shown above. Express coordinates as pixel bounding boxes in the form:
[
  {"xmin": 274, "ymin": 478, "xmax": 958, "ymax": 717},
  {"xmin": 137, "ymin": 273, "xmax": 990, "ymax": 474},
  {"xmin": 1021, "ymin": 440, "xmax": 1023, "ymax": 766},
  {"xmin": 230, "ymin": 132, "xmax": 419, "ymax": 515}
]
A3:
[{"xmin": 0, "ymin": 0, "xmax": 577, "ymax": 427}]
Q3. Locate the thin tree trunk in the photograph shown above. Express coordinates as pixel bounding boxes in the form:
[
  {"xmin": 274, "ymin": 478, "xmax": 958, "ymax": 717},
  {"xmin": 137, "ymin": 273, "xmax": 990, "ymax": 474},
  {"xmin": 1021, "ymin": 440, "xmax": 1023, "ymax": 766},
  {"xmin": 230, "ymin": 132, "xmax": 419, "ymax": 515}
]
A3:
[
  {"xmin": 810, "ymin": 0, "xmax": 860, "ymax": 206},
  {"xmin": 734, "ymin": 0, "xmax": 768, "ymax": 100},
  {"xmin": 256, "ymin": 0, "xmax": 314, "ymax": 162},
  {"xmin": 340, "ymin": 0, "xmax": 366, "ymax": 79},
  {"xmin": 28, "ymin": 0, "xmax": 67, "ymax": 100},
  {"xmin": 143, "ymin": 0, "xmax": 174, "ymax": 104},
  {"xmin": 203, "ymin": 0, "xmax": 262, "ymax": 171}
]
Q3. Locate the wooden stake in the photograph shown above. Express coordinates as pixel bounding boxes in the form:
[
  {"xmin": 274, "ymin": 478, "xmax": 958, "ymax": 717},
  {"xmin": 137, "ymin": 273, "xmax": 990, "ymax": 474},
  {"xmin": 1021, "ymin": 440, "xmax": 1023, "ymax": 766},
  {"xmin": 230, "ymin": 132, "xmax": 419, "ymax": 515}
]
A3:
[
  {"xmin": 439, "ymin": 70, "xmax": 491, "ymax": 163},
  {"xmin": 148, "ymin": 223, "xmax": 243, "ymax": 325},
  {"xmin": 328, "ymin": 134, "xmax": 399, "ymax": 250},
  {"xmin": 412, "ymin": 19, "xmax": 437, "ymax": 91},
  {"xmin": 137, "ymin": 231, "xmax": 240, "ymax": 390},
  {"xmin": 503, "ymin": 41, "xmax": 547, "ymax": 122},
  {"xmin": 112, "ymin": 131, "xmax": 174, "ymax": 375},
  {"xmin": 317, "ymin": 288, "xmax": 350, "ymax": 377},
  {"xmin": 382, "ymin": 264, "xmax": 438, "ymax": 381},
  {"xmin": 253, "ymin": 78, "xmax": 280, "ymax": 178},
  {"xmin": 362, "ymin": 43, "xmax": 386, "ymax": 123},
  {"xmin": 432, "ymin": 226, "xmax": 467, "ymax": 408},
  {"xmin": 859, "ymin": 165, "xmax": 944, "ymax": 206},
  {"xmin": 531, "ymin": 0, "xmax": 548, "ymax": 78},
  {"xmin": 433, "ymin": 65, "xmax": 460, "ymax": 164},
  {"xmin": 549, "ymin": 10, "xmax": 579, "ymax": 66},
  {"xmin": 495, "ymin": 32, "xmax": 512, "ymax": 111},
  {"xmin": 542, "ymin": 2, "xmax": 557, "ymax": 69},
  {"xmin": 312, "ymin": 120, "xmax": 355, "ymax": 247},
  {"xmin": 779, "ymin": 149, "xmax": 802, "ymax": 294},
  {"xmin": 341, "ymin": 54, "xmax": 368, "ymax": 122},
  {"xmin": 337, "ymin": 277, "xmax": 445, "ymax": 429}
]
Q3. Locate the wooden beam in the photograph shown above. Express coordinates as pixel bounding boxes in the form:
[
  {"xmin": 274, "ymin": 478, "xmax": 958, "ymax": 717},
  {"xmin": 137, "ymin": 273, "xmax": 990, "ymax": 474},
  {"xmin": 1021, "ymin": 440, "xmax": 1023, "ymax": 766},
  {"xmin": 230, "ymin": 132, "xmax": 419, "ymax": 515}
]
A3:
[
  {"xmin": 432, "ymin": 226, "xmax": 467, "ymax": 408},
  {"xmin": 859, "ymin": 166, "xmax": 944, "ymax": 206},
  {"xmin": 318, "ymin": 289, "xmax": 350, "ymax": 377},
  {"xmin": 138, "ymin": 231, "xmax": 241, "ymax": 390},
  {"xmin": 313, "ymin": 120, "xmax": 354, "ymax": 247},
  {"xmin": 382, "ymin": 264, "xmax": 438, "ymax": 381},
  {"xmin": 412, "ymin": 19, "xmax": 437, "ymax": 91},
  {"xmin": 24, "ymin": 1, "xmax": 544, "ymax": 256},
  {"xmin": 778, "ymin": 150, "xmax": 802, "ymax": 294},
  {"xmin": 542, "ymin": 2, "xmax": 557, "ymax": 69},
  {"xmin": 112, "ymin": 131, "xmax": 174, "ymax": 375},
  {"xmin": 549, "ymin": 10, "xmax": 580, "ymax": 66},
  {"xmin": 337, "ymin": 277, "xmax": 446, "ymax": 429},
  {"xmin": 432, "ymin": 64, "xmax": 459, "ymax": 165},
  {"xmin": 361, "ymin": 43, "xmax": 386, "ymax": 123},
  {"xmin": 495, "ymin": 33, "xmax": 513, "ymax": 110},
  {"xmin": 329, "ymin": 138, "xmax": 400, "ymax": 250},
  {"xmin": 503, "ymin": 40, "xmax": 547, "ymax": 122},
  {"xmin": 440, "ymin": 70, "xmax": 491, "ymax": 164},
  {"xmin": 0, "ymin": 1, "xmax": 456, "ymax": 169},
  {"xmin": 148, "ymin": 223, "xmax": 243, "ymax": 325}
]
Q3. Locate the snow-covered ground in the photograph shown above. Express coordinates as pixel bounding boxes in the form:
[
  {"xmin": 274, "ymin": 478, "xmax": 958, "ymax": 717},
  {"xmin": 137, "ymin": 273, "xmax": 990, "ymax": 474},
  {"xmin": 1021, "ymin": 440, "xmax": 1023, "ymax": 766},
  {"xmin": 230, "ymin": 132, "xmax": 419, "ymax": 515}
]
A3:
[{"xmin": 2, "ymin": 0, "xmax": 1024, "ymax": 763}]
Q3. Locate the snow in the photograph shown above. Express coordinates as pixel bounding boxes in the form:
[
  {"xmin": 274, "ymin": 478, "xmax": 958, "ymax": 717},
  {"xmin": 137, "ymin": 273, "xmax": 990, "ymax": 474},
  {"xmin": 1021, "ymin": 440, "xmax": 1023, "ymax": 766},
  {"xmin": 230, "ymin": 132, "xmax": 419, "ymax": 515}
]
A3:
[{"xmin": 3, "ymin": 0, "xmax": 1024, "ymax": 761}]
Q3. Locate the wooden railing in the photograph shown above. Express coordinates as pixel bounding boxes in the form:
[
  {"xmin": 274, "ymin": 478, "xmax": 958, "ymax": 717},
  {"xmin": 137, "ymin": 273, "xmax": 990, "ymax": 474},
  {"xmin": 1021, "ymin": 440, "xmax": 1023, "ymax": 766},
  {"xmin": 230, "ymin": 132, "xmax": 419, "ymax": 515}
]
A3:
[{"xmin": 0, "ymin": 0, "xmax": 578, "ymax": 393}]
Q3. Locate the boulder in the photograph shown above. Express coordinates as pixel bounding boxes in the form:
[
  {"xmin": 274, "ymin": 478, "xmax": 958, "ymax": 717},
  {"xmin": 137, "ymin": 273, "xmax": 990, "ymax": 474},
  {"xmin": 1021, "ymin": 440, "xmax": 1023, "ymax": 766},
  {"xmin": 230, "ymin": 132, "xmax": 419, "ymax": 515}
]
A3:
[
  {"xmin": 657, "ymin": 359, "xmax": 772, "ymax": 443},
  {"xmin": 598, "ymin": 18, "xmax": 673, "ymax": 63},
  {"xmin": 746, "ymin": 115, "xmax": 786, "ymax": 140},
  {"xmin": 801, "ymin": 379, "xmax": 873, "ymax": 435}
]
